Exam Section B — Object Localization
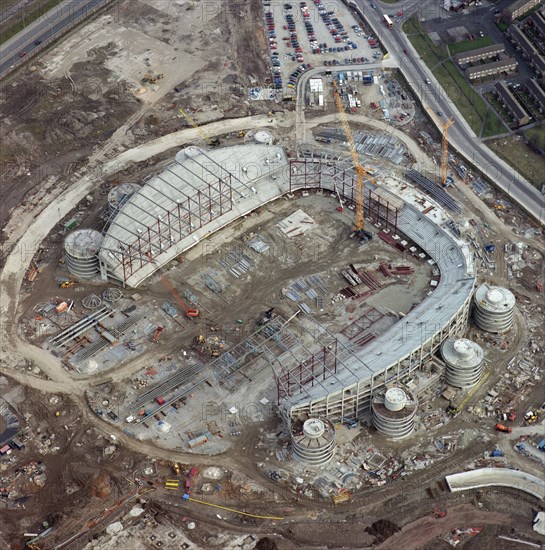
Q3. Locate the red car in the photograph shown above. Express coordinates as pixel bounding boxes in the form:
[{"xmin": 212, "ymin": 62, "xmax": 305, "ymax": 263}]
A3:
[
  {"xmin": 396, "ymin": 10, "xmax": 403, "ymax": 16},
  {"xmin": 19, "ymin": 51, "xmax": 27, "ymax": 58}
]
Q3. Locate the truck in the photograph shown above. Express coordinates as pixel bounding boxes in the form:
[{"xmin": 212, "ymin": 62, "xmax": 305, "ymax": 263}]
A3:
[{"xmin": 495, "ymin": 423, "xmax": 512, "ymax": 434}]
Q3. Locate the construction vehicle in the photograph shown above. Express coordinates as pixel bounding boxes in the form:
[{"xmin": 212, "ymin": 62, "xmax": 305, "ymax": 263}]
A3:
[
  {"xmin": 192, "ymin": 334, "xmax": 222, "ymax": 357},
  {"xmin": 145, "ymin": 251, "xmax": 199, "ymax": 318},
  {"xmin": 59, "ymin": 281, "xmax": 76, "ymax": 288},
  {"xmin": 331, "ymin": 80, "xmax": 377, "ymax": 240},
  {"xmin": 151, "ymin": 326, "xmax": 164, "ymax": 343},
  {"xmin": 178, "ymin": 108, "xmax": 220, "ymax": 146},
  {"xmin": 332, "ymin": 491, "xmax": 351, "ymax": 505},
  {"xmin": 524, "ymin": 410, "xmax": 539, "ymax": 424},
  {"xmin": 341, "ymin": 416, "xmax": 358, "ymax": 429},
  {"xmin": 499, "ymin": 411, "xmax": 517, "ymax": 422},
  {"xmin": 257, "ymin": 307, "xmax": 276, "ymax": 327},
  {"xmin": 495, "ymin": 423, "xmax": 512, "ymax": 434},
  {"xmin": 141, "ymin": 73, "xmax": 164, "ymax": 85},
  {"xmin": 493, "ymin": 203, "xmax": 505, "ymax": 210},
  {"xmin": 432, "ymin": 506, "xmax": 447, "ymax": 518},
  {"xmin": 172, "ymin": 463, "xmax": 181, "ymax": 476},
  {"xmin": 237, "ymin": 130, "xmax": 246, "ymax": 138},
  {"xmin": 427, "ymin": 108, "xmax": 454, "ymax": 186}
]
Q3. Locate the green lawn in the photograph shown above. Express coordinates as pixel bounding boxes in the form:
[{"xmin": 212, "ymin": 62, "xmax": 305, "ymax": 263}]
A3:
[
  {"xmin": 525, "ymin": 125, "xmax": 545, "ymax": 150},
  {"xmin": 402, "ymin": 17, "xmax": 448, "ymax": 65},
  {"xmin": 448, "ymin": 36, "xmax": 495, "ymax": 56},
  {"xmin": 403, "ymin": 16, "xmax": 505, "ymax": 138},
  {"xmin": 0, "ymin": 0, "xmax": 64, "ymax": 45},
  {"xmin": 488, "ymin": 138, "xmax": 545, "ymax": 188}
]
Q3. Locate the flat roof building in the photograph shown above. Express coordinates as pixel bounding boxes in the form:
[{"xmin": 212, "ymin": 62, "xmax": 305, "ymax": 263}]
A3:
[
  {"xmin": 502, "ymin": 0, "xmax": 541, "ymax": 22},
  {"xmin": 466, "ymin": 58, "xmax": 518, "ymax": 80},
  {"xmin": 525, "ymin": 77, "xmax": 545, "ymax": 111},
  {"xmin": 495, "ymin": 81, "xmax": 530, "ymax": 127},
  {"xmin": 455, "ymin": 44, "xmax": 505, "ymax": 65}
]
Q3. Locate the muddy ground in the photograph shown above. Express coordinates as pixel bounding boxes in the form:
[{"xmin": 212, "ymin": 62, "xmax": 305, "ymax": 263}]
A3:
[{"xmin": 0, "ymin": 0, "xmax": 280, "ymax": 237}]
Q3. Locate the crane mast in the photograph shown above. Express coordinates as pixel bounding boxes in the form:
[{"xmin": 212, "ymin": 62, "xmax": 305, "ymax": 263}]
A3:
[
  {"xmin": 441, "ymin": 118, "xmax": 454, "ymax": 186},
  {"xmin": 331, "ymin": 81, "xmax": 366, "ymax": 230}
]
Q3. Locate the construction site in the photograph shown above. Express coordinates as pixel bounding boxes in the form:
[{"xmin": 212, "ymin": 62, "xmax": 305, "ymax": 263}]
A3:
[{"xmin": 0, "ymin": 1, "xmax": 544, "ymax": 549}]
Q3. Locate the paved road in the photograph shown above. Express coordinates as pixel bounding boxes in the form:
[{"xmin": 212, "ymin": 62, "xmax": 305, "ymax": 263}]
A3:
[
  {"xmin": 0, "ymin": 0, "xmax": 105, "ymax": 76},
  {"xmin": 353, "ymin": 0, "xmax": 545, "ymax": 224}
]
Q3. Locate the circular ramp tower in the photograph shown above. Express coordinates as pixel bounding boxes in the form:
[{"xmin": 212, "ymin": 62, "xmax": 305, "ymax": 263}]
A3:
[
  {"xmin": 291, "ymin": 418, "xmax": 336, "ymax": 465},
  {"xmin": 441, "ymin": 338, "xmax": 484, "ymax": 388},
  {"xmin": 372, "ymin": 387, "xmax": 417, "ymax": 439},
  {"xmin": 473, "ymin": 284, "xmax": 515, "ymax": 333},
  {"xmin": 64, "ymin": 229, "xmax": 103, "ymax": 279}
]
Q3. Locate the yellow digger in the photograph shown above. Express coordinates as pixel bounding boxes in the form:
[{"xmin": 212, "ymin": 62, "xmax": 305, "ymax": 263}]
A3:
[{"xmin": 59, "ymin": 281, "xmax": 76, "ymax": 288}]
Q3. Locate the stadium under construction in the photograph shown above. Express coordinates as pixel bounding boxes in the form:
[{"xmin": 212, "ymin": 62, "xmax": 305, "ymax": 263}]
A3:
[{"xmin": 69, "ymin": 143, "xmax": 478, "ymax": 425}]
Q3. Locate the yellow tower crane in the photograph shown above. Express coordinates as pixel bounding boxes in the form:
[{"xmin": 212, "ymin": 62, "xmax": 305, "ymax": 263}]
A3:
[
  {"xmin": 440, "ymin": 117, "xmax": 454, "ymax": 186},
  {"xmin": 178, "ymin": 108, "xmax": 220, "ymax": 146},
  {"xmin": 331, "ymin": 81, "xmax": 376, "ymax": 237},
  {"xmin": 427, "ymin": 108, "xmax": 454, "ymax": 186}
]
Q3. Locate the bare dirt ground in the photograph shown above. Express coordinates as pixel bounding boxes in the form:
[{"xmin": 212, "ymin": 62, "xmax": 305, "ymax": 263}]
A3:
[
  {"xmin": 0, "ymin": 0, "xmax": 279, "ymax": 234},
  {"xmin": 1, "ymin": 1, "xmax": 544, "ymax": 549}
]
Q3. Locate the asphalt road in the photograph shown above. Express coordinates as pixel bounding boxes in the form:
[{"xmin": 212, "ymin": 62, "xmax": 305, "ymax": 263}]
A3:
[
  {"xmin": 355, "ymin": 0, "xmax": 545, "ymax": 224},
  {"xmin": 0, "ymin": 0, "xmax": 105, "ymax": 76}
]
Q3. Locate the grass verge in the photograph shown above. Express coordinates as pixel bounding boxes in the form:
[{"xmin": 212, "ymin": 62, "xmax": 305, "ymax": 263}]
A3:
[
  {"xmin": 525, "ymin": 125, "xmax": 545, "ymax": 151},
  {"xmin": 403, "ymin": 16, "xmax": 505, "ymax": 137},
  {"xmin": 0, "ymin": 0, "xmax": 64, "ymax": 45},
  {"xmin": 487, "ymin": 137, "xmax": 545, "ymax": 188},
  {"xmin": 448, "ymin": 36, "xmax": 495, "ymax": 56}
]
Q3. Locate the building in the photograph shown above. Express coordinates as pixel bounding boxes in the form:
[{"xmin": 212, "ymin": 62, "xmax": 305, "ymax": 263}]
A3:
[
  {"xmin": 507, "ymin": 24, "xmax": 545, "ymax": 80},
  {"xmin": 529, "ymin": 11, "xmax": 545, "ymax": 38},
  {"xmin": 508, "ymin": 24, "xmax": 538, "ymax": 59},
  {"xmin": 465, "ymin": 58, "xmax": 518, "ymax": 81},
  {"xmin": 531, "ymin": 51, "xmax": 545, "ymax": 82},
  {"xmin": 455, "ymin": 44, "xmax": 505, "ymax": 66},
  {"xmin": 525, "ymin": 78, "xmax": 545, "ymax": 111},
  {"xmin": 276, "ymin": 158, "xmax": 475, "ymax": 421},
  {"xmin": 502, "ymin": 0, "xmax": 541, "ymax": 22},
  {"xmin": 495, "ymin": 81, "xmax": 530, "ymax": 127},
  {"xmin": 98, "ymin": 144, "xmax": 475, "ymax": 425}
]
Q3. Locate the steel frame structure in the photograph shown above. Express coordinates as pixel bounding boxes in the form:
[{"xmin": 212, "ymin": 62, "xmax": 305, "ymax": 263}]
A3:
[
  {"xmin": 103, "ymin": 173, "xmax": 234, "ymax": 282},
  {"xmin": 289, "ymin": 159, "xmax": 398, "ymax": 232}
]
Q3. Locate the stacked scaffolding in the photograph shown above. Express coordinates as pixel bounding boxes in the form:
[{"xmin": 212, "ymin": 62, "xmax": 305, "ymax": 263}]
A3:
[
  {"xmin": 473, "ymin": 284, "xmax": 516, "ymax": 333},
  {"xmin": 64, "ymin": 229, "xmax": 103, "ymax": 279},
  {"xmin": 372, "ymin": 387, "xmax": 418, "ymax": 439},
  {"xmin": 441, "ymin": 338, "xmax": 484, "ymax": 388},
  {"xmin": 291, "ymin": 418, "xmax": 336, "ymax": 465}
]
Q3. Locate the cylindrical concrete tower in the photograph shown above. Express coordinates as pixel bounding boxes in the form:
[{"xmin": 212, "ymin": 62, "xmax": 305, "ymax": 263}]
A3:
[
  {"xmin": 473, "ymin": 284, "xmax": 515, "ymax": 333},
  {"xmin": 372, "ymin": 387, "xmax": 417, "ymax": 439},
  {"xmin": 254, "ymin": 130, "xmax": 273, "ymax": 145},
  {"xmin": 64, "ymin": 229, "xmax": 103, "ymax": 279},
  {"xmin": 107, "ymin": 183, "xmax": 140, "ymax": 215},
  {"xmin": 441, "ymin": 338, "xmax": 484, "ymax": 388},
  {"xmin": 291, "ymin": 418, "xmax": 336, "ymax": 465}
]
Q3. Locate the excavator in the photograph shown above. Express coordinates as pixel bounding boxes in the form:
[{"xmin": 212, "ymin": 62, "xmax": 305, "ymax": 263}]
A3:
[
  {"xmin": 193, "ymin": 334, "xmax": 222, "ymax": 357},
  {"xmin": 59, "ymin": 281, "xmax": 76, "ymax": 288}
]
